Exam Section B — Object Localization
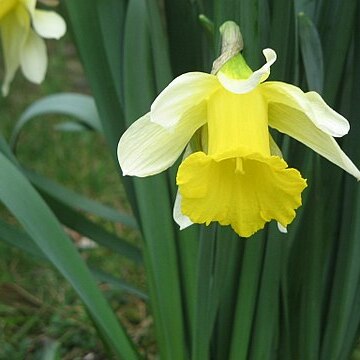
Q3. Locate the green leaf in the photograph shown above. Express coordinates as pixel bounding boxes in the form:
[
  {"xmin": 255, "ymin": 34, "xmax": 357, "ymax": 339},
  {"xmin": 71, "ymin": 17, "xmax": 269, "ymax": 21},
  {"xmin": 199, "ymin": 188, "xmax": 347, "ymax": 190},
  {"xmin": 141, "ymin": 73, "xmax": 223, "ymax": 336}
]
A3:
[
  {"xmin": 92, "ymin": 268, "xmax": 148, "ymax": 301},
  {"xmin": 54, "ymin": 121, "xmax": 91, "ymax": 132},
  {"xmin": 123, "ymin": 0, "xmax": 155, "ymax": 123},
  {"xmin": 0, "ymin": 218, "xmax": 146, "ymax": 301},
  {"xmin": 269, "ymin": 0, "xmax": 296, "ymax": 82},
  {"xmin": 298, "ymin": 12, "xmax": 324, "ymax": 93},
  {"xmin": 175, "ymin": 226, "xmax": 200, "ymax": 347},
  {"xmin": 163, "ymin": 0, "xmax": 204, "ymax": 74},
  {"xmin": 321, "ymin": 180, "xmax": 360, "ymax": 359},
  {"xmin": 146, "ymin": 0, "xmax": 173, "ymax": 92},
  {"xmin": 63, "ymin": 0, "xmax": 139, "ymax": 216},
  {"xmin": 123, "ymin": 1, "xmax": 187, "ymax": 358},
  {"xmin": 0, "ymin": 152, "xmax": 138, "ymax": 359},
  {"xmin": 97, "ymin": 0, "xmax": 126, "ymax": 103},
  {"xmin": 41, "ymin": 191, "xmax": 142, "ymax": 264},
  {"xmin": 229, "ymin": 232, "xmax": 266, "ymax": 360},
  {"xmin": 318, "ymin": 0, "xmax": 358, "ymax": 104},
  {"xmin": 191, "ymin": 224, "xmax": 217, "ymax": 360},
  {"xmin": 0, "ymin": 218, "xmax": 46, "ymax": 260},
  {"xmin": 26, "ymin": 169, "xmax": 138, "ymax": 229},
  {"xmin": 238, "ymin": 0, "xmax": 266, "ymax": 67},
  {"xmin": 212, "ymin": 226, "xmax": 241, "ymax": 360},
  {"xmin": 248, "ymin": 228, "xmax": 283, "ymax": 359},
  {"xmin": 10, "ymin": 93, "xmax": 102, "ymax": 150}
]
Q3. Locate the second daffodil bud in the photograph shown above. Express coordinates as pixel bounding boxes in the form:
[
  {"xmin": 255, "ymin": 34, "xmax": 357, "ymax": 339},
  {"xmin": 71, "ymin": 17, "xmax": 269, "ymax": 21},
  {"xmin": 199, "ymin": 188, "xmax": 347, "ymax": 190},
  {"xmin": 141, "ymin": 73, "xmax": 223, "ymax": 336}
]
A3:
[{"xmin": 118, "ymin": 21, "xmax": 360, "ymax": 238}]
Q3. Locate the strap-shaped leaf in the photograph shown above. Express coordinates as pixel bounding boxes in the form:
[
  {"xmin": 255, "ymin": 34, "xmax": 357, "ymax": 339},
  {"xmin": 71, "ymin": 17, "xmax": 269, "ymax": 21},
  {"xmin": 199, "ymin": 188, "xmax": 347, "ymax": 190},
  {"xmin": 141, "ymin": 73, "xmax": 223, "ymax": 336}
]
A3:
[
  {"xmin": 63, "ymin": 0, "xmax": 139, "ymax": 217},
  {"xmin": 0, "ymin": 218, "xmax": 147, "ymax": 301},
  {"xmin": 298, "ymin": 13, "xmax": 324, "ymax": 93},
  {"xmin": 10, "ymin": 93, "xmax": 102, "ymax": 149},
  {"xmin": 26, "ymin": 169, "xmax": 138, "ymax": 229},
  {"xmin": 41, "ymin": 191, "xmax": 142, "ymax": 264},
  {"xmin": 123, "ymin": 1, "xmax": 187, "ymax": 358},
  {"xmin": 0, "ymin": 152, "xmax": 138, "ymax": 359}
]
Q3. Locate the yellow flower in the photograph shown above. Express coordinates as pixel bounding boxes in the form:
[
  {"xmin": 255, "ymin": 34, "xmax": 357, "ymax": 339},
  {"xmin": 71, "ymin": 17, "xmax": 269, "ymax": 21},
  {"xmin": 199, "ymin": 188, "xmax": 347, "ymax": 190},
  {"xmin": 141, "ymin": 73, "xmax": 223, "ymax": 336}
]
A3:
[
  {"xmin": 118, "ymin": 25, "xmax": 360, "ymax": 238},
  {"xmin": 0, "ymin": 0, "xmax": 66, "ymax": 95}
]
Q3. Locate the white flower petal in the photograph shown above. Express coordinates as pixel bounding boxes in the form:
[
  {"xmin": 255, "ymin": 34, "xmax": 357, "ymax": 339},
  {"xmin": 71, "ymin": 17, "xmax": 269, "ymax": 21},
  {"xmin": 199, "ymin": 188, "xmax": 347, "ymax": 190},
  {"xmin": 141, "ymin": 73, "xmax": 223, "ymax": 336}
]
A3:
[
  {"xmin": 0, "ymin": 4, "xmax": 30, "ymax": 95},
  {"xmin": 118, "ymin": 104, "xmax": 207, "ymax": 177},
  {"xmin": 217, "ymin": 48, "xmax": 277, "ymax": 94},
  {"xmin": 278, "ymin": 222, "xmax": 287, "ymax": 233},
  {"xmin": 304, "ymin": 91, "xmax": 349, "ymax": 137},
  {"xmin": 32, "ymin": 9, "xmax": 66, "ymax": 39},
  {"xmin": 150, "ymin": 72, "xmax": 219, "ymax": 129},
  {"xmin": 268, "ymin": 102, "xmax": 360, "ymax": 180},
  {"xmin": 173, "ymin": 144, "xmax": 194, "ymax": 230},
  {"xmin": 173, "ymin": 190, "xmax": 193, "ymax": 230},
  {"xmin": 261, "ymin": 82, "xmax": 349, "ymax": 137},
  {"xmin": 20, "ymin": 29, "xmax": 47, "ymax": 84}
]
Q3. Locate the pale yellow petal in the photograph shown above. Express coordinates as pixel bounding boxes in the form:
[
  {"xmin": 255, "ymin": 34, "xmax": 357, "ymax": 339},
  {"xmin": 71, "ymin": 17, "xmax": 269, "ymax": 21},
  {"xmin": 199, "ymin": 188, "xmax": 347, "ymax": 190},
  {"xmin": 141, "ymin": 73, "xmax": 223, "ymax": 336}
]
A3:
[
  {"xmin": 173, "ymin": 144, "xmax": 194, "ymax": 230},
  {"xmin": 118, "ymin": 103, "xmax": 206, "ymax": 177},
  {"xmin": 20, "ymin": 29, "xmax": 47, "ymax": 83},
  {"xmin": 21, "ymin": 0, "xmax": 36, "ymax": 14},
  {"xmin": 278, "ymin": 223, "xmax": 287, "ymax": 233},
  {"xmin": 217, "ymin": 48, "xmax": 277, "ymax": 94},
  {"xmin": 150, "ymin": 72, "xmax": 219, "ymax": 129},
  {"xmin": 173, "ymin": 190, "xmax": 193, "ymax": 230},
  {"xmin": 261, "ymin": 81, "xmax": 349, "ymax": 137},
  {"xmin": 267, "ymin": 102, "xmax": 360, "ymax": 180},
  {"xmin": 32, "ymin": 9, "xmax": 66, "ymax": 39},
  {"xmin": 0, "ymin": 4, "xmax": 30, "ymax": 95}
]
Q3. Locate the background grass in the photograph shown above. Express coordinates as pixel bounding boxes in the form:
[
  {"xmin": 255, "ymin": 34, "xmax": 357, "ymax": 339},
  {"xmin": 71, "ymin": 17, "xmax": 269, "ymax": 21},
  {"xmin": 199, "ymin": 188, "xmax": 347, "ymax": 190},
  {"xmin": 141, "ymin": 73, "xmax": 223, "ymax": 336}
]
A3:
[{"xmin": 0, "ymin": 37, "xmax": 152, "ymax": 359}]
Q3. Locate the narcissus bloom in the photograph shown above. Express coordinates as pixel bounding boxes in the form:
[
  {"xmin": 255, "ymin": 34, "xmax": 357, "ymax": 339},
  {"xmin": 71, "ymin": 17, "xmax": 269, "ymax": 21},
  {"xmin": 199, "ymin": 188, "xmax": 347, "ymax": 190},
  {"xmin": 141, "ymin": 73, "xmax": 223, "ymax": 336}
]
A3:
[
  {"xmin": 0, "ymin": 0, "xmax": 66, "ymax": 95},
  {"xmin": 118, "ymin": 29, "xmax": 360, "ymax": 237}
]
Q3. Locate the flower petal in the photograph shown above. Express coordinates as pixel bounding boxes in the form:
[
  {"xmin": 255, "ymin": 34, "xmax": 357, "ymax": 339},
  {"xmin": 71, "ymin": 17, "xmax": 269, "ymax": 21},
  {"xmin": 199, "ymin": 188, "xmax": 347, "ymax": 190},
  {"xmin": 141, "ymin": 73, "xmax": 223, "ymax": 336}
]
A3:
[
  {"xmin": 177, "ymin": 151, "xmax": 306, "ymax": 238},
  {"xmin": 278, "ymin": 223, "xmax": 287, "ymax": 233},
  {"xmin": 173, "ymin": 190, "xmax": 193, "ymax": 230},
  {"xmin": 173, "ymin": 144, "xmax": 194, "ymax": 230},
  {"xmin": 261, "ymin": 81, "xmax": 349, "ymax": 137},
  {"xmin": 267, "ymin": 102, "xmax": 360, "ymax": 180},
  {"xmin": 22, "ymin": 0, "xmax": 36, "ymax": 14},
  {"xmin": 20, "ymin": 29, "xmax": 47, "ymax": 84},
  {"xmin": 0, "ymin": 4, "xmax": 30, "ymax": 95},
  {"xmin": 217, "ymin": 48, "xmax": 277, "ymax": 94},
  {"xmin": 118, "ymin": 103, "xmax": 207, "ymax": 177},
  {"xmin": 32, "ymin": 9, "xmax": 66, "ymax": 39},
  {"xmin": 150, "ymin": 72, "xmax": 219, "ymax": 129}
]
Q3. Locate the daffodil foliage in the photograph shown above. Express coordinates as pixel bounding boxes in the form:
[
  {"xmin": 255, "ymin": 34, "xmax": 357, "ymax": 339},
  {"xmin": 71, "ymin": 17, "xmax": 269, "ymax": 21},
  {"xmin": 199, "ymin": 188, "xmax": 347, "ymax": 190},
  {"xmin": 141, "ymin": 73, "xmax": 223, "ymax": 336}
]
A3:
[
  {"xmin": 1, "ymin": 1, "xmax": 359, "ymax": 359},
  {"xmin": 118, "ymin": 22, "xmax": 359, "ymax": 238},
  {"xmin": 0, "ymin": 0, "xmax": 66, "ymax": 95}
]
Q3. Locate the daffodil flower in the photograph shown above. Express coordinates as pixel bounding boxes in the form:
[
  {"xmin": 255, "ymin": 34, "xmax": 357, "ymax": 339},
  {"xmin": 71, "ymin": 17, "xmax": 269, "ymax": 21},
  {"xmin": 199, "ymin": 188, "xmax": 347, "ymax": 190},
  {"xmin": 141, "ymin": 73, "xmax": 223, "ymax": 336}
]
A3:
[
  {"xmin": 0, "ymin": 0, "xmax": 66, "ymax": 95},
  {"xmin": 118, "ymin": 21, "xmax": 360, "ymax": 238}
]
